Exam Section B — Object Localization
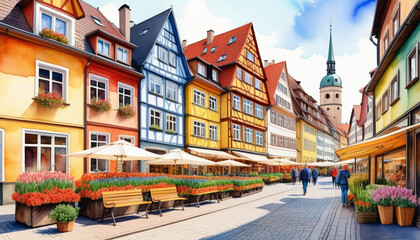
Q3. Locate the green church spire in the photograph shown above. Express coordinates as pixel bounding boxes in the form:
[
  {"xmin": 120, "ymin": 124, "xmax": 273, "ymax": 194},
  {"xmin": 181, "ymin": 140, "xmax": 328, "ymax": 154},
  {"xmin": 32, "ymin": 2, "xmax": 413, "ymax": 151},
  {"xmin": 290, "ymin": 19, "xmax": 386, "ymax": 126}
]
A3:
[
  {"xmin": 320, "ymin": 23, "xmax": 342, "ymax": 88},
  {"xmin": 328, "ymin": 24, "xmax": 334, "ymax": 62}
]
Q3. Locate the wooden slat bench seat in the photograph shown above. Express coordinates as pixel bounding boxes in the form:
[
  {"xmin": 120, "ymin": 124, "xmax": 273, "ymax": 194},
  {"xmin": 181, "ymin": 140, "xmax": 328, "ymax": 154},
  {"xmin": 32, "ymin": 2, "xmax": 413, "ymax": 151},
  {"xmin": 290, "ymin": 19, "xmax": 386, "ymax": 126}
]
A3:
[
  {"xmin": 150, "ymin": 187, "xmax": 187, "ymax": 217},
  {"xmin": 101, "ymin": 189, "xmax": 151, "ymax": 226},
  {"xmin": 186, "ymin": 190, "xmax": 220, "ymax": 208}
]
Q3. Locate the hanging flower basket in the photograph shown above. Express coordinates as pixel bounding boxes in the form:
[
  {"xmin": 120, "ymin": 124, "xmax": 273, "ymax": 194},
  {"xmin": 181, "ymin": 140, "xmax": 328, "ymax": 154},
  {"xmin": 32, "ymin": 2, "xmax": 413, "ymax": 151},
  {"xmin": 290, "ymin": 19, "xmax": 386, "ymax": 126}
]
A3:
[
  {"xmin": 88, "ymin": 99, "xmax": 111, "ymax": 112},
  {"xmin": 33, "ymin": 92, "xmax": 66, "ymax": 108},
  {"xmin": 39, "ymin": 28, "xmax": 68, "ymax": 45},
  {"xmin": 118, "ymin": 104, "xmax": 135, "ymax": 117}
]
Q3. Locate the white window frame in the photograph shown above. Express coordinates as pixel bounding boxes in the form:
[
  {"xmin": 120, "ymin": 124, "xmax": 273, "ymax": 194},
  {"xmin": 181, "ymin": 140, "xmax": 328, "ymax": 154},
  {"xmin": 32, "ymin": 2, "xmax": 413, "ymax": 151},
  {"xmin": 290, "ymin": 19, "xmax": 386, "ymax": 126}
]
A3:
[
  {"xmin": 149, "ymin": 74, "xmax": 163, "ymax": 95},
  {"xmin": 150, "ymin": 108, "xmax": 162, "ymax": 129},
  {"xmin": 407, "ymin": 43, "xmax": 418, "ymax": 86},
  {"xmin": 209, "ymin": 125, "xmax": 217, "ymax": 141},
  {"xmin": 256, "ymin": 131, "xmax": 264, "ymax": 146},
  {"xmin": 166, "ymin": 113, "xmax": 177, "ymax": 133},
  {"xmin": 209, "ymin": 95, "xmax": 217, "ymax": 111},
  {"xmin": 255, "ymin": 104, "xmax": 263, "ymax": 119},
  {"xmin": 118, "ymin": 82, "xmax": 134, "ymax": 107},
  {"xmin": 117, "ymin": 45, "xmax": 129, "ymax": 63},
  {"xmin": 97, "ymin": 38, "xmax": 111, "ymax": 57},
  {"xmin": 198, "ymin": 63, "xmax": 207, "ymax": 77},
  {"xmin": 119, "ymin": 135, "xmax": 135, "ymax": 144},
  {"xmin": 22, "ymin": 129, "xmax": 70, "ymax": 173},
  {"xmin": 193, "ymin": 121, "xmax": 206, "ymax": 138},
  {"xmin": 88, "ymin": 131, "xmax": 110, "ymax": 173},
  {"xmin": 168, "ymin": 51, "xmax": 176, "ymax": 67},
  {"xmin": 34, "ymin": 2, "xmax": 75, "ymax": 46},
  {"xmin": 0, "ymin": 128, "xmax": 4, "ymax": 182},
  {"xmin": 244, "ymin": 127, "xmax": 253, "ymax": 144},
  {"xmin": 35, "ymin": 60, "xmax": 69, "ymax": 102},
  {"xmin": 233, "ymin": 94, "xmax": 241, "ymax": 111},
  {"xmin": 89, "ymin": 74, "xmax": 109, "ymax": 102},
  {"xmin": 166, "ymin": 81, "xmax": 178, "ymax": 101},
  {"xmin": 193, "ymin": 89, "xmax": 206, "ymax": 107},
  {"xmin": 158, "ymin": 45, "xmax": 168, "ymax": 63},
  {"xmin": 212, "ymin": 69, "xmax": 218, "ymax": 81},
  {"xmin": 243, "ymin": 99, "xmax": 253, "ymax": 115},
  {"xmin": 233, "ymin": 124, "xmax": 241, "ymax": 141}
]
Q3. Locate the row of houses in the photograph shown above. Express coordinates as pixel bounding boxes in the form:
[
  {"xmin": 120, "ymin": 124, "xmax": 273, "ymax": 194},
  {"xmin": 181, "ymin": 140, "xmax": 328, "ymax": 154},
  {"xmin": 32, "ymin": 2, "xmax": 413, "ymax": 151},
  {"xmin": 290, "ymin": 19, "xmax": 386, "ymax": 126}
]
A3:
[{"xmin": 0, "ymin": 0, "xmax": 345, "ymax": 204}]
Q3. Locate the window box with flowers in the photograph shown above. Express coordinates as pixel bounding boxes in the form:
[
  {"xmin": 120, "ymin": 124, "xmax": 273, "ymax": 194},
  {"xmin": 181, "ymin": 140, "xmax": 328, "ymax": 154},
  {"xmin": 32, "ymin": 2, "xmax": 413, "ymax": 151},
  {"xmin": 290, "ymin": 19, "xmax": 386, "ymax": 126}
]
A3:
[
  {"xmin": 118, "ymin": 104, "xmax": 135, "ymax": 117},
  {"xmin": 166, "ymin": 129, "xmax": 177, "ymax": 135},
  {"xmin": 88, "ymin": 99, "xmax": 111, "ymax": 112},
  {"xmin": 149, "ymin": 125, "xmax": 163, "ymax": 132},
  {"xmin": 33, "ymin": 92, "xmax": 68, "ymax": 108},
  {"xmin": 39, "ymin": 28, "xmax": 69, "ymax": 45}
]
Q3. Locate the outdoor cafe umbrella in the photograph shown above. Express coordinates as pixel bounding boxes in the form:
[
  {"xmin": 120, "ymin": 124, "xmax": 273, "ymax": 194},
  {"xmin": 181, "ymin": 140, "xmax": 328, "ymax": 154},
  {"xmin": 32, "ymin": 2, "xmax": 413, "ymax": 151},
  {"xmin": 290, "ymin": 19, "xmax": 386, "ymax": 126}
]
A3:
[
  {"xmin": 145, "ymin": 149, "xmax": 215, "ymax": 174},
  {"xmin": 63, "ymin": 140, "xmax": 160, "ymax": 172},
  {"xmin": 214, "ymin": 159, "xmax": 251, "ymax": 175}
]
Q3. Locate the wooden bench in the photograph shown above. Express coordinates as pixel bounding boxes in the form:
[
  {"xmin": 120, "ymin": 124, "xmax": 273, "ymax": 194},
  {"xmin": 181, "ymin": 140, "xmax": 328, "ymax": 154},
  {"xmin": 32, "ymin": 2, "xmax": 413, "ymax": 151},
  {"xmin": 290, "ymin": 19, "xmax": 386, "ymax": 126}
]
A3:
[
  {"xmin": 150, "ymin": 187, "xmax": 187, "ymax": 217},
  {"xmin": 101, "ymin": 189, "xmax": 151, "ymax": 226},
  {"xmin": 186, "ymin": 190, "xmax": 220, "ymax": 208}
]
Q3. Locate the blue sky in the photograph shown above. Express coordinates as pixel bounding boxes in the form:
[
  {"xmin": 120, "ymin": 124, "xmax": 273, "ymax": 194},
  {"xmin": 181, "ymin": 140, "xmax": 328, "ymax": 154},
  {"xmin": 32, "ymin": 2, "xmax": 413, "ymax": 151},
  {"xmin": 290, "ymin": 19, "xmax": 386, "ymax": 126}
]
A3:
[{"xmin": 85, "ymin": 0, "xmax": 378, "ymax": 123}]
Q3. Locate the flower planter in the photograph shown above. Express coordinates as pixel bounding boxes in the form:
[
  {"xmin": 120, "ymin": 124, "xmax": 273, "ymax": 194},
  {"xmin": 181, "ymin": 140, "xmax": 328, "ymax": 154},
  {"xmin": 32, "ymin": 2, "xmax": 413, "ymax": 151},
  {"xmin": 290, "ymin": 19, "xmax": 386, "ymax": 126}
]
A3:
[
  {"xmin": 355, "ymin": 207, "xmax": 379, "ymax": 223},
  {"xmin": 282, "ymin": 178, "xmax": 292, "ymax": 183},
  {"xmin": 15, "ymin": 202, "xmax": 59, "ymax": 227},
  {"xmin": 57, "ymin": 220, "xmax": 74, "ymax": 232},
  {"xmin": 231, "ymin": 186, "xmax": 263, "ymax": 198},
  {"xmin": 79, "ymin": 198, "xmax": 149, "ymax": 220},
  {"xmin": 378, "ymin": 205, "xmax": 394, "ymax": 225},
  {"xmin": 395, "ymin": 206, "xmax": 415, "ymax": 227}
]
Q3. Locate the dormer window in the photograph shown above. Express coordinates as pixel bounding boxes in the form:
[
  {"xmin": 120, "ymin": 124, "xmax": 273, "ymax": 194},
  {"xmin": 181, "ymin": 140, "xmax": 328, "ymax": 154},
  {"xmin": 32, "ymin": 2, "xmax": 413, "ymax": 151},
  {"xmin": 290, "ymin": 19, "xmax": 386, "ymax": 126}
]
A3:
[
  {"xmin": 42, "ymin": 13, "xmax": 66, "ymax": 36},
  {"xmin": 202, "ymin": 47, "xmax": 207, "ymax": 55},
  {"xmin": 198, "ymin": 63, "xmax": 207, "ymax": 77},
  {"xmin": 211, "ymin": 46, "xmax": 217, "ymax": 53},
  {"xmin": 91, "ymin": 16, "xmax": 104, "ymax": 27},
  {"xmin": 218, "ymin": 54, "xmax": 226, "ymax": 62},
  {"xmin": 97, "ymin": 38, "xmax": 110, "ymax": 57},
  {"xmin": 212, "ymin": 69, "xmax": 218, "ymax": 81},
  {"xmin": 117, "ymin": 46, "xmax": 128, "ymax": 63},
  {"xmin": 228, "ymin": 36, "xmax": 236, "ymax": 45}
]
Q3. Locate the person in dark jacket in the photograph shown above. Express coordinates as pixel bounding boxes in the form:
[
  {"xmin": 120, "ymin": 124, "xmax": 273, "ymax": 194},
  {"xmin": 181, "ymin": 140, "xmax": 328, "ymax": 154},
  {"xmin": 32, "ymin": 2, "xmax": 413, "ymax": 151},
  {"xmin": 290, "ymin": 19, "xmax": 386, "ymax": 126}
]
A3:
[
  {"xmin": 299, "ymin": 165, "xmax": 311, "ymax": 195},
  {"xmin": 336, "ymin": 165, "xmax": 351, "ymax": 207},
  {"xmin": 311, "ymin": 168, "xmax": 318, "ymax": 185},
  {"xmin": 291, "ymin": 168, "xmax": 298, "ymax": 185}
]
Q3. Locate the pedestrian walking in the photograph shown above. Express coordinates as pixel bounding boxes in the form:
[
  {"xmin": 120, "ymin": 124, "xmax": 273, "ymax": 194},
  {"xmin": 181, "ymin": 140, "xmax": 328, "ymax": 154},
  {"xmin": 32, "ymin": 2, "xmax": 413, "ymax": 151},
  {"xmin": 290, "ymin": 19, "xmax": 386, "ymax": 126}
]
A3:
[
  {"xmin": 299, "ymin": 165, "xmax": 311, "ymax": 195},
  {"xmin": 291, "ymin": 168, "xmax": 297, "ymax": 185},
  {"xmin": 311, "ymin": 168, "xmax": 318, "ymax": 185},
  {"xmin": 336, "ymin": 165, "xmax": 351, "ymax": 207},
  {"xmin": 331, "ymin": 168, "xmax": 338, "ymax": 187}
]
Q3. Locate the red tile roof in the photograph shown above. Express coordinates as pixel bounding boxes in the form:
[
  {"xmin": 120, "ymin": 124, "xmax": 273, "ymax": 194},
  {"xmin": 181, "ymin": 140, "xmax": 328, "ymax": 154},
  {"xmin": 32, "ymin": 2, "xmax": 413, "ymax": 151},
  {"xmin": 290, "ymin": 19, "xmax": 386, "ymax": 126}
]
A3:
[
  {"xmin": 265, "ymin": 61, "xmax": 285, "ymax": 105},
  {"xmin": 353, "ymin": 105, "xmax": 362, "ymax": 122},
  {"xmin": 336, "ymin": 124, "xmax": 350, "ymax": 135},
  {"xmin": 184, "ymin": 23, "xmax": 252, "ymax": 67}
]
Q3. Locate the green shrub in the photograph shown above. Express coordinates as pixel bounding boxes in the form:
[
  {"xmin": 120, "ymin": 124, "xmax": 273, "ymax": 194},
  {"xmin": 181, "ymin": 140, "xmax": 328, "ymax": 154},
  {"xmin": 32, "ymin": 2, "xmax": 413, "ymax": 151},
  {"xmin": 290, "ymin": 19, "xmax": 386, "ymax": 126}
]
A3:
[{"xmin": 50, "ymin": 204, "xmax": 79, "ymax": 223}]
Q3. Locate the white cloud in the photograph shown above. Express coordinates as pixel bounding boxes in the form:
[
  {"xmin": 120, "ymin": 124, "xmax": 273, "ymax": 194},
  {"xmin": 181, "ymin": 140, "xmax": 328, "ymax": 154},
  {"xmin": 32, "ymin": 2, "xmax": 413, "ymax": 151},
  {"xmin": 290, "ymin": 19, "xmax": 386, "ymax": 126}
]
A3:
[{"xmin": 99, "ymin": 3, "xmax": 119, "ymax": 27}]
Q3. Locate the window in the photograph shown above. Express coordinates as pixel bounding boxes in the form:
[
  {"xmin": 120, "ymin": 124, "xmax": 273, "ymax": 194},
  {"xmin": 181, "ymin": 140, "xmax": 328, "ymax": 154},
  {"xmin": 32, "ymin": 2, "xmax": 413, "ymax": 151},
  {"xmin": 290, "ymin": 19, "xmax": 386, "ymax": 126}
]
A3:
[
  {"xmin": 117, "ymin": 46, "xmax": 128, "ymax": 63},
  {"xmin": 166, "ymin": 114, "xmax": 177, "ymax": 133},
  {"xmin": 218, "ymin": 54, "xmax": 227, "ymax": 62},
  {"xmin": 270, "ymin": 110, "xmax": 276, "ymax": 123},
  {"xmin": 41, "ymin": 13, "xmax": 66, "ymax": 36},
  {"xmin": 150, "ymin": 108, "xmax": 162, "ymax": 129},
  {"xmin": 392, "ymin": 4, "xmax": 400, "ymax": 37},
  {"xmin": 89, "ymin": 74, "xmax": 108, "ymax": 102},
  {"xmin": 233, "ymin": 95, "xmax": 241, "ymax": 111},
  {"xmin": 228, "ymin": 36, "xmax": 236, "ymax": 45},
  {"xmin": 193, "ymin": 121, "xmax": 205, "ymax": 138},
  {"xmin": 244, "ymin": 72, "xmax": 252, "ymax": 85},
  {"xmin": 119, "ymin": 135, "xmax": 134, "ymax": 144},
  {"xmin": 139, "ymin": 28, "xmax": 149, "ymax": 36},
  {"xmin": 149, "ymin": 74, "xmax": 162, "ymax": 95},
  {"xmin": 209, "ymin": 95, "xmax": 217, "ymax": 111},
  {"xmin": 247, "ymin": 50, "xmax": 255, "ymax": 62},
  {"xmin": 390, "ymin": 73, "xmax": 399, "ymax": 104},
  {"xmin": 211, "ymin": 46, "xmax": 217, "ymax": 53},
  {"xmin": 168, "ymin": 52, "xmax": 176, "ymax": 67},
  {"xmin": 202, "ymin": 47, "xmax": 207, "ymax": 55},
  {"xmin": 158, "ymin": 46, "xmax": 168, "ymax": 63},
  {"xmin": 255, "ymin": 104, "xmax": 263, "ymax": 119},
  {"xmin": 198, "ymin": 63, "xmax": 207, "ymax": 77},
  {"xmin": 407, "ymin": 44, "xmax": 418, "ymax": 87},
  {"xmin": 382, "ymin": 90, "xmax": 389, "ymax": 114},
  {"xmin": 209, "ymin": 125, "xmax": 217, "ymax": 140},
  {"xmin": 376, "ymin": 100, "xmax": 381, "ymax": 120},
  {"xmin": 278, "ymin": 135, "xmax": 283, "ymax": 147},
  {"xmin": 233, "ymin": 124, "xmax": 241, "ymax": 141},
  {"xmin": 243, "ymin": 99, "xmax": 253, "ymax": 115},
  {"xmin": 256, "ymin": 131, "xmax": 263, "ymax": 146},
  {"xmin": 166, "ymin": 81, "xmax": 177, "ymax": 101},
  {"xmin": 97, "ymin": 38, "xmax": 110, "ymax": 56},
  {"xmin": 36, "ymin": 60, "xmax": 68, "ymax": 101},
  {"xmin": 193, "ymin": 89, "xmax": 206, "ymax": 107},
  {"xmin": 244, "ymin": 128, "xmax": 253, "ymax": 143},
  {"xmin": 118, "ymin": 82, "xmax": 133, "ymax": 107},
  {"xmin": 255, "ymin": 79, "xmax": 261, "ymax": 90},
  {"xmin": 237, "ymin": 68, "xmax": 242, "ymax": 80},
  {"xmin": 89, "ymin": 132, "xmax": 108, "ymax": 172},
  {"xmin": 91, "ymin": 16, "xmax": 104, "ymax": 26},
  {"xmin": 336, "ymin": 93, "xmax": 339, "ymax": 98},
  {"xmin": 384, "ymin": 30, "xmax": 389, "ymax": 51},
  {"xmin": 212, "ymin": 69, "xmax": 218, "ymax": 81},
  {"xmin": 277, "ymin": 113, "xmax": 283, "ymax": 126},
  {"xmin": 281, "ymin": 72, "xmax": 286, "ymax": 81},
  {"xmin": 24, "ymin": 130, "xmax": 68, "ymax": 173},
  {"xmin": 270, "ymin": 134, "xmax": 277, "ymax": 145},
  {"xmin": 325, "ymin": 93, "xmax": 330, "ymax": 99}
]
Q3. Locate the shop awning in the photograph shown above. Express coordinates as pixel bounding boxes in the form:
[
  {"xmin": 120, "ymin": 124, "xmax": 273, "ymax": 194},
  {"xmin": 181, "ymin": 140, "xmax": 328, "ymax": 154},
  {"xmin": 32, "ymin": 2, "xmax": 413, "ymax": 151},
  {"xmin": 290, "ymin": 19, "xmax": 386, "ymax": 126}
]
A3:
[
  {"xmin": 232, "ymin": 151, "xmax": 269, "ymax": 162},
  {"xmin": 188, "ymin": 147, "xmax": 242, "ymax": 159},
  {"xmin": 336, "ymin": 122, "xmax": 420, "ymax": 160}
]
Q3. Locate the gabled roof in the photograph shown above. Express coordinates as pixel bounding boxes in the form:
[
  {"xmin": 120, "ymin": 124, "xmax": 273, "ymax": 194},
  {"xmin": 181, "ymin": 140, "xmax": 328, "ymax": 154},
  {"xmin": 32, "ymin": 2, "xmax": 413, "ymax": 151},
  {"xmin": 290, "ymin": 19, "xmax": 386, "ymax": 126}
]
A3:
[
  {"xmin": 184, "ymin": 23, "xmax": 252, "ymax": 67},
  {"xmin": 336, "ymin": 124, "xmax": 350, "ymax": 136},
  {"xmin": 130, "ymin": 8, "xmax": 172, "ymax": 68},
  {"xmin": 20, "ymin": 0, "xmax": 85, "ymax": 19},
  {"xmin": 0, "ymin": 0, "xmax": 32, "ymax": 31},
  {"xmin": 265, "ymin": 61, "xmax": 286, "ymax": 105},
  {"xmin": 349, "ymin": 105, "xmax": 362, "ymax": 128}
]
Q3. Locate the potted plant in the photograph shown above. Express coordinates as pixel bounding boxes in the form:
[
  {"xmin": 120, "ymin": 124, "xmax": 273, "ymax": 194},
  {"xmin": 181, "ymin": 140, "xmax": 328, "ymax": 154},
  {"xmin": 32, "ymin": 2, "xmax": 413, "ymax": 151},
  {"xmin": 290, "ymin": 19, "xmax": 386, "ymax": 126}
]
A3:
[
  {"xmin": 371, "ymin": 186, "xmax": 395, "ymax": 225},
  {"xmin": 354, "ymin": 200, "xmax": 378, "ymax": 223},
  {"xmin": 50, "ymin": 204, "xmax": 80, "ymax": 232},
  {"xmin": 33, "ymin": 92, "xmax": 66, "ymax": 108},
  {"xmin": 88, "ymin": 98, "xmax": 111, "ymax": 112},
  {"xmin": 39, "ymin": 28, "xmax": 69, "ymax": 44},
  {"xmin": 118, "ymin": 104, "xmax": 135, "ymax": 117},
  {"xmin": 393, "ymin": 186, "xmax": 419, "ymax": 226}
]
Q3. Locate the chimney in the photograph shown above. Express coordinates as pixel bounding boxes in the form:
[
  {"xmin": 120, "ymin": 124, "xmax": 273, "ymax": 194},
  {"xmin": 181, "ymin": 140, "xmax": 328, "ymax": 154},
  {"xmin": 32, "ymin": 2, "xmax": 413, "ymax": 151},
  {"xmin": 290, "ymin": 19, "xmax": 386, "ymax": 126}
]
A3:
[
  {"xmin": 207, "ymin": 30, "xmax": 214, "ymax": 45},
  {"xmin": 119, "ymin": 4, "xmax": 131, "ymax": 40},
  {"xmin": 267, "ymin": 60, "xmax": 276, "ymax": 66},
  {"xmin": 263, "ymin": 60, "xmax": 268, "ymax": 67},
  {"xmin": 130, "ymin": 20, "xmax": 135, "ymax": 27},
  {"xmin": 182, "ymin": 40, "xmax": 187, "ymax": 52}
]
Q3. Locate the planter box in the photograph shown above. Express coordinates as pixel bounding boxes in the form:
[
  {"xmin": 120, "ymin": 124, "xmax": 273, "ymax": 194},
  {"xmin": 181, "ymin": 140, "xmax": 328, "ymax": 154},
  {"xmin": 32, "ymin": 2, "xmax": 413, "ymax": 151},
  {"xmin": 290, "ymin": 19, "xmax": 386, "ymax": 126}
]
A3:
[
  {"xmin": 79, "ymin": 198, "xmax": 149, "ymax": 220},
  {"xmin": 220, "ymin": 191, "xmax": 231, "ymax": 200},
  {"xmin": 15, "ymin": 202, "xmax": 58, "ymax": 227},
  {"xmin": 232, "ymin": 186, "xmax": 263, "ymax": 198},
  {"xmin": 395, "ymin": 206, "xmax": 415, "ymax": 227},
  {"xmin": 355, "ymin": 207, "xmax": 379, "ymax": 223},
  {"xmin": 282, "ymin": 178, "xmax": 292, "ymax": 183},
  {"xmin": 378, "ymin": 205, "xmax": 394, "ymax": 225}
]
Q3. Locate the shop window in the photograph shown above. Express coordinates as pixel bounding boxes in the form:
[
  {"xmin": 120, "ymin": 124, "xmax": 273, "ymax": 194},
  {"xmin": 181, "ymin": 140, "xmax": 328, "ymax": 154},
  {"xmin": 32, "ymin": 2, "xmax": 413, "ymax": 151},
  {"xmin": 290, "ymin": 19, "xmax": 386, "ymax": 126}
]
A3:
[{"xmin": 383, "ymin": 149, "xmax": 406, "ymax": 187}]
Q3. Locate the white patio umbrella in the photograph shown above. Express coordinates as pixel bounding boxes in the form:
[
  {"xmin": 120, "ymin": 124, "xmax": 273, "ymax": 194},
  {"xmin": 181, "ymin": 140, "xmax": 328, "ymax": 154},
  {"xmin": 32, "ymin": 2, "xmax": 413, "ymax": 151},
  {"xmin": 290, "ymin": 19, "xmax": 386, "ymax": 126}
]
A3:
[
  {"xmin": 63, "ymin": 140, "xmax": 161, "ymax": 172},
  {"xmin": 275, "ymin": 158, "xmax": 304, "ymax": 165},
  {"xmin": 145, "ymin": 149, "xmax": 215, "ymax": 174},
  {"xmin": 214, "ymin": 159, "xmax": 250, "ymax": 175}
]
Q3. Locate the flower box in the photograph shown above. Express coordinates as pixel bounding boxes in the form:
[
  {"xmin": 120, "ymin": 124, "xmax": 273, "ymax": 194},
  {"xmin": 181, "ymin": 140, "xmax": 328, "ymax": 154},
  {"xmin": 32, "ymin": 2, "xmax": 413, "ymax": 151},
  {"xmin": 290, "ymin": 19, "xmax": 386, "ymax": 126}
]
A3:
[
  {"xmin": 88, "ymin": 99, "xmax": 111, "ymax": 112},
  {"xmin": 355, "ymin": 207, "xmax": 379, "ymax": 223},
  {"xmin": 15, "ymin": 202, "xmax": 74, "ymax": 227},
  {"xmin": 231, "ymin": 186, "xmax": 263, "ymax": 198},
  {"xmin": 39, "ymin": 28, "xmax": 68, "ymax": 44},
  {"xmin": 118, "ymin": 104, "xmax": 135, "ymax": 117},
  {"xmin": 395, "ymin": 206, "xmax": 415, "ymax": 227},
  {"xmin": 79, "ymin": 197, "xmax": 149, "ymax": 220}
]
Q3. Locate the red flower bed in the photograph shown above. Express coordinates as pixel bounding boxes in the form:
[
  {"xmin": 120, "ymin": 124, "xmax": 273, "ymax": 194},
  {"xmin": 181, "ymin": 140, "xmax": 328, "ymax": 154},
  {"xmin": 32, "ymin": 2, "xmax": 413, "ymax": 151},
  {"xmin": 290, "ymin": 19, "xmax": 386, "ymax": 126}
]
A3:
[{"xmin": 12, "ymin": 187, "xmax": 80, "ymax": 207}]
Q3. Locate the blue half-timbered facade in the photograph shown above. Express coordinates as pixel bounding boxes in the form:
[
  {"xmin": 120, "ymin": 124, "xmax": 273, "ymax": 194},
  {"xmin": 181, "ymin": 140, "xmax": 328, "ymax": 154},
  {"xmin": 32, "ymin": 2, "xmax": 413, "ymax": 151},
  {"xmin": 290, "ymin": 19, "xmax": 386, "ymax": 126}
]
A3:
[{"xmin": 131, "ymin": 9, "xmax": 191, "ymax": 171}]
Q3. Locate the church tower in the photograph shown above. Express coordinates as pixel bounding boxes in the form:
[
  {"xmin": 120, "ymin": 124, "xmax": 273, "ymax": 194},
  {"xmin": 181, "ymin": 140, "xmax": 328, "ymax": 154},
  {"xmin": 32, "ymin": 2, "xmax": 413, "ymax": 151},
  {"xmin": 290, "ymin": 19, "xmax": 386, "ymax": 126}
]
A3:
[{"xmin": 320, "ymin": 24, "xmax": 342, "ymax": 124}]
